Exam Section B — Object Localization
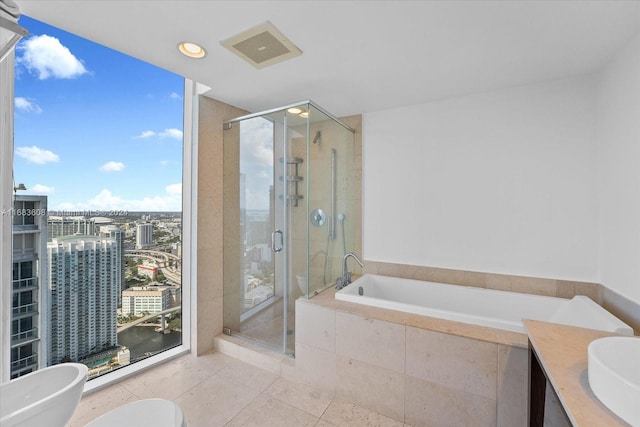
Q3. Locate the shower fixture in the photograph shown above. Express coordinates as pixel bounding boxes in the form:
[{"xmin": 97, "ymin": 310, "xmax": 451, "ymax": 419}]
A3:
[{"xmin": 313, "ymin": 131, "xmax": 321, "ymax": 144}]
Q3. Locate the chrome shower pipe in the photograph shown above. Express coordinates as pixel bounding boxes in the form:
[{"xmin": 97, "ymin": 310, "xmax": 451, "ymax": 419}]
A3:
[{"xmin": 329, "ymin": 148, "xmax": 336, "ymax": 240}]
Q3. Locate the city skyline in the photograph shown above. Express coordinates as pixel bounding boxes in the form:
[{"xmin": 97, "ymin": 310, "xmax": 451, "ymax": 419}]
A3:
[{"xmin": 13, "ymin": 16, "xmax": 184, "ymax": 212}]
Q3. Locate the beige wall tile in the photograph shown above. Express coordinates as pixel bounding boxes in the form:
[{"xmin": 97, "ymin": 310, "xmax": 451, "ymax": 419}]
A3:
[
  {"xmin": 295, "ymin": 300, "xmax": 336, "ymax": 353},
  {"xmin": 497, "ymin": 345, "xmax": 528, "ymax": 427},
  {"xmin": 426, "ymin": 267, "xmax": 487, "ymax": 288},
  {"xmin": 335, "ymin": 355, "xmax": 405, "ymax": 422},
  {"xmin": 487, "ymin": 273, "xmax": 557, "ymax": 296},
  {"xmin": 405, "ymin": 376, "xmax": 497, "ymax": 427},
  {"xmin": 555, "ymin": 280, "xmax": 576, "ymax": 299},
  {"xmin": 196, "ymin": 96, "xmax": 247, "ymax": 355},
  {"xmin": 377, "ymin": 262, "xmax": 428, "ymax": 281},
  {"xmin": 406, "ymin": 326, "xmax": 498, "ymax": 400},
  {"xmin": 293, "ymin": 342, "xmax": 337, "ymax": 393},
  {"xmin": 574, "ymin": 281, "xmax": 601, "ymax": 303},
  {"xmin": 362, "ymin": 260, "xmax": 379, "ymax": 275},
  {"xmin": 335, "ymin": 311, "xmax": 405, "ymax": 374}
]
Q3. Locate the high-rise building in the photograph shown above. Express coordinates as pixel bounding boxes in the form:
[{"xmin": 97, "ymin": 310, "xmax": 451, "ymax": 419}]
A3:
[
  {"xmin": 99, "ymin": 225, "xmax": 125, "ymax": 302},
  {"xmin": 11, "ymin": 195, "xmax": 48, "ymax": 379},
  {"xmin": 47, "ymin": 236, "xmax": 119, "ymax": 365},
  {"xmin": 135, "ymin": 223, "xmax": 153, "ymax": 249},
  {"xmin": 47, "ymin": 216, "xmax": 95, "ymax": 241}
]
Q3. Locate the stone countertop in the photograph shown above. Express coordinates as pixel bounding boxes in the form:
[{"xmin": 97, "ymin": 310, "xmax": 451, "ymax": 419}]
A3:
[{"xmin": 523, "ymin": 319, "xmax": 630, "ymax": 426}]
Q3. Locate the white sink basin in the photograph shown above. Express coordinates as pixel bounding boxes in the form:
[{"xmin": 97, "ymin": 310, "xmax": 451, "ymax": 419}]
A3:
[
  {"xmin": 588, "ymin": 336, "xmax": 640, "ymax": 426},
  {"xmin": 0, "ymin": 363, "xmax": 88, "ymax": 427}
]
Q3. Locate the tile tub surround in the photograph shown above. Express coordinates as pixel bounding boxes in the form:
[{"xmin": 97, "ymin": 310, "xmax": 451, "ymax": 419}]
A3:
[
  {"xmin": 292, "ymin": 293, "xmax": 530, "ymax": 426},
  {"xmin": 364, "ymin": 261, "xmax": 640, "ymax": 333}
]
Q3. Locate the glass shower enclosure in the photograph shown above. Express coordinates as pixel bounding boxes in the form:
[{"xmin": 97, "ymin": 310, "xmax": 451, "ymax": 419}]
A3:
[{"xmin": 222, "ymin": 101, "xmax": 356, "ymax": 355}]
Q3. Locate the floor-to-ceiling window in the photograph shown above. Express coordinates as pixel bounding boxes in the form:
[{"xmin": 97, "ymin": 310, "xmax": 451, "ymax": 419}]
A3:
[{"xmin": 7, "ymin": 15, "xmax": 190, "ymax": 381}]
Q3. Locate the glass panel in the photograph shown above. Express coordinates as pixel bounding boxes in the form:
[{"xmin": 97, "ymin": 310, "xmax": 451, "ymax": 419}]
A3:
[
  {"xmin": 306, "ymin": 105, "xmax": 355, "ymax": 295},
  {"xmin": 222, "ymin": 101, "xmax": 354, "ymax": 356}
]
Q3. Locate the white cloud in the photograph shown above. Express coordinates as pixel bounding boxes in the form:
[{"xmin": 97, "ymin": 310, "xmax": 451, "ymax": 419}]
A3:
[
  {"xmin": 169, "ymin": 92, "xmax": 182, "ymax": 100},
  {"xmin": 159, "ymin": 160, "xmax": 170, "ymax": 166},
  {"xmin": 14, "ymin": 97, "xmax": 42, "ymax": 114},
  {"xmin": 165, "ymin": 183, "xmax": 182, "ymax": 196},
  {"xmin": 99, "ymin": 161, "xmax": 125, "ymax": 172},
  {"xmin": 136, "ymin": 130, "xmax": 156, "ymax": 139},
  {"xmin": 28, "ymin": 184, "xmax": 55, "ymax": 195},
  {"xmin": 159, "ymin": 128, "xmax": 183, "ymax": 140},
  {"xmin": 15, "ymin": 146, "xmax": 60, "ymax": 164},
  {"xmin": 18, "ymin": 34, "xmax": 88, "ymax": 80},
  {"xmin": 136, "ymin": 128, "xmax": 182, "ymax": 141},
  {"xmin": 53, "ymin": 185, "xmax": 182, "ymax": 212}
]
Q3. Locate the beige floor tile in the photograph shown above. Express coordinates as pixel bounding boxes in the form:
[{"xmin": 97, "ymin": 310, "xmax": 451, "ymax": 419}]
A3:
[
  {"xmin": 225, "ymin": 394, "xmax": 318, "ymax": 427},
  {"xmin": 173, "ymin": 369, "xmax": 262, "ymax": 427},
  {"xmin": 264, "ymin": 377, "xmax": 333, "ymax": 418},
  {"xmin": 214, "ymin": 358, "xmax": 279, "ymax": 392},
  {"xmin": 315, "ymin": 419, "xmax": 338, "ymax": 427},
  {"xmin": 68, "ymin": 385, "xmax": 137, "ymax": 427},
  {"xmin": 321, "ymin": 401, "xmax": 405, "ymax": 427},
  {"xmin": 120, "ymin": 352, "xmax": 231, "ymax": 400}
]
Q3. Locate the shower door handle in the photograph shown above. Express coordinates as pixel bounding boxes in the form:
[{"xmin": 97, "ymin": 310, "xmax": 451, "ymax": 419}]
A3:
[{"xmin": 271, "ymin": 229, "xmax": 283, "ymax": 253}]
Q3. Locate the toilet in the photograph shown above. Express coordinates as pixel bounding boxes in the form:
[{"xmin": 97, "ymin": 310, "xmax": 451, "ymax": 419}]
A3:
[{"xmin": 85, "ymin": 398, "xmax": 186, "ymax": 427}]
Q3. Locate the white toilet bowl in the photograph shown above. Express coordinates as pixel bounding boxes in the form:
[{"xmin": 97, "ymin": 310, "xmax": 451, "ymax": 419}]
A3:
[{"xmin": 85, "ymin": 398, "xmax": 186, "ymax": 427}]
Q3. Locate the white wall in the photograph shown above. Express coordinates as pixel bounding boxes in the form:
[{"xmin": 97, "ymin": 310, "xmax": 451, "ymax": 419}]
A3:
[
  {"xmin": 597, "ymin": 32, "xmax": 640, "ymax": 302},
  {"xmin": 1, "ymin": 26, "xmax": 16, "ymax": 382},
  {"xmin": 363, "ymin": 75, "xmax": 600, "ymax": 282}
]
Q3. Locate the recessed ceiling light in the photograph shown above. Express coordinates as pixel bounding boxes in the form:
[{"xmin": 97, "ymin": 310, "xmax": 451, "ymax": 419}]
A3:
[
  {"xmin": 298, "ymin": 111, "xmax": 309, "ymax": 118},
  {"xmin": 178, "ymin": 42, "xmax": 206, "ymax": 59},
  {"xmin": 287, "ymin": 107, "xmax": 303, "ymax": 114}
]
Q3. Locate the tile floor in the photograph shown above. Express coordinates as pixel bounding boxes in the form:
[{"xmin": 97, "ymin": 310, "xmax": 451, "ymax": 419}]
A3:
[{"xmin": 69, "ymin": 351, "xmax": 411, "ymax": 427}]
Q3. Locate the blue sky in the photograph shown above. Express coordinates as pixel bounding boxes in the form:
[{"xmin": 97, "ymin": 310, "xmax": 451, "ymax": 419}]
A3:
[{"xmin": 14, "ymin": 16, "xmax": 184, "ymax": 212}]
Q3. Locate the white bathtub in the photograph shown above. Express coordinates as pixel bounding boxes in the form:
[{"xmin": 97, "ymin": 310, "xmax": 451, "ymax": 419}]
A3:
[{"xmin": 335, "ymin": 274, "xmax": 633, "ymax": 335}]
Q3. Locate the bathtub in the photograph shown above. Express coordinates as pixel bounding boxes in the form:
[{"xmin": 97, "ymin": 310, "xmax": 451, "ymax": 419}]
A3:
[{"xmin": 335, "ymin": 274, "xmax": 633, "ymax": 335}]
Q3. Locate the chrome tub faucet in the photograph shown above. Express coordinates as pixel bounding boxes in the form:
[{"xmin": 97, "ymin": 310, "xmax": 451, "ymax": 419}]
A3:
[{"xmin": 336, "ymin": 252, "xmax": 364, "ymax": 290}]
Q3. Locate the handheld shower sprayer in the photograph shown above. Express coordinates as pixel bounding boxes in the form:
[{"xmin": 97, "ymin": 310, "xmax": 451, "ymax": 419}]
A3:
[{"xmin": 313, "ymin": 131, "xmax": 321, "ymax": 144}]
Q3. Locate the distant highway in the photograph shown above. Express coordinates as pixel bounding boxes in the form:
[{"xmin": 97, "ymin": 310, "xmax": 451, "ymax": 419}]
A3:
[
  {"xmin": 125, "ymin": 249, "xmax": 181, "ymax": 286},
  {"xmin": 117, "ymin": 306, "xmax": 182, "ymax": 332}
]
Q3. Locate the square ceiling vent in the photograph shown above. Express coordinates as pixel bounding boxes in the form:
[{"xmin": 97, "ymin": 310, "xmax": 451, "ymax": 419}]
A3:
[{"xmin": 221, "ymin": 21, "xmax": 302, "ymax": 69}]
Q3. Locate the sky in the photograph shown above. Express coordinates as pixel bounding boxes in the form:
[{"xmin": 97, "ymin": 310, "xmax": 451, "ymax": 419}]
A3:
[{"xmin": 13, "ymin": 16, "xmax": 184, "ymax": 212}]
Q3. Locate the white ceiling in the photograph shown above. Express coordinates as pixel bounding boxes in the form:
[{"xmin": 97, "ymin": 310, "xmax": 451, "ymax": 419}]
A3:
[{"xmin": 15, "ymin": 0, "xmax": 640, "ymax": 117}]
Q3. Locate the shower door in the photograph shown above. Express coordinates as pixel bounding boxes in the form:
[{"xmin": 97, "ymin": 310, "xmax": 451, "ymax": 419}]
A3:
[{"xmin": 222, "ymin": 110, "xmax": 299, "ymax": 355}]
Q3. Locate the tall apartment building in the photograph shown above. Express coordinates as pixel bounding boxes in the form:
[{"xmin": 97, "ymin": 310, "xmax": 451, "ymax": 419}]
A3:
[
  {"xmin": 99, "ymin": 225, "xmax": 125, "ymax": 301},
  {"xmin": 135, "ymin": 223, "xmax": 153, "ymax": 249},
  {"xmin": 11, "ymin": 195, "xmax": 48, "ymax": 379},
  {"xmin": 47, "ymin": 216, "xmax": 95, "ymax": 241},
  {"xmin": 47, "ymin": 236, "xmax": 119, "ymax": 364}
]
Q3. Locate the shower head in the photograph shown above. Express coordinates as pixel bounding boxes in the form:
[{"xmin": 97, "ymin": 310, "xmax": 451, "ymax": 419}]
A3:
[
  {"xmin": 338, "ymin": 213, "xmax": 345, "ymax": 223},
  {"xmin": 313, "ymin": 131, "xmax": 321, "ymax": 144}
]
